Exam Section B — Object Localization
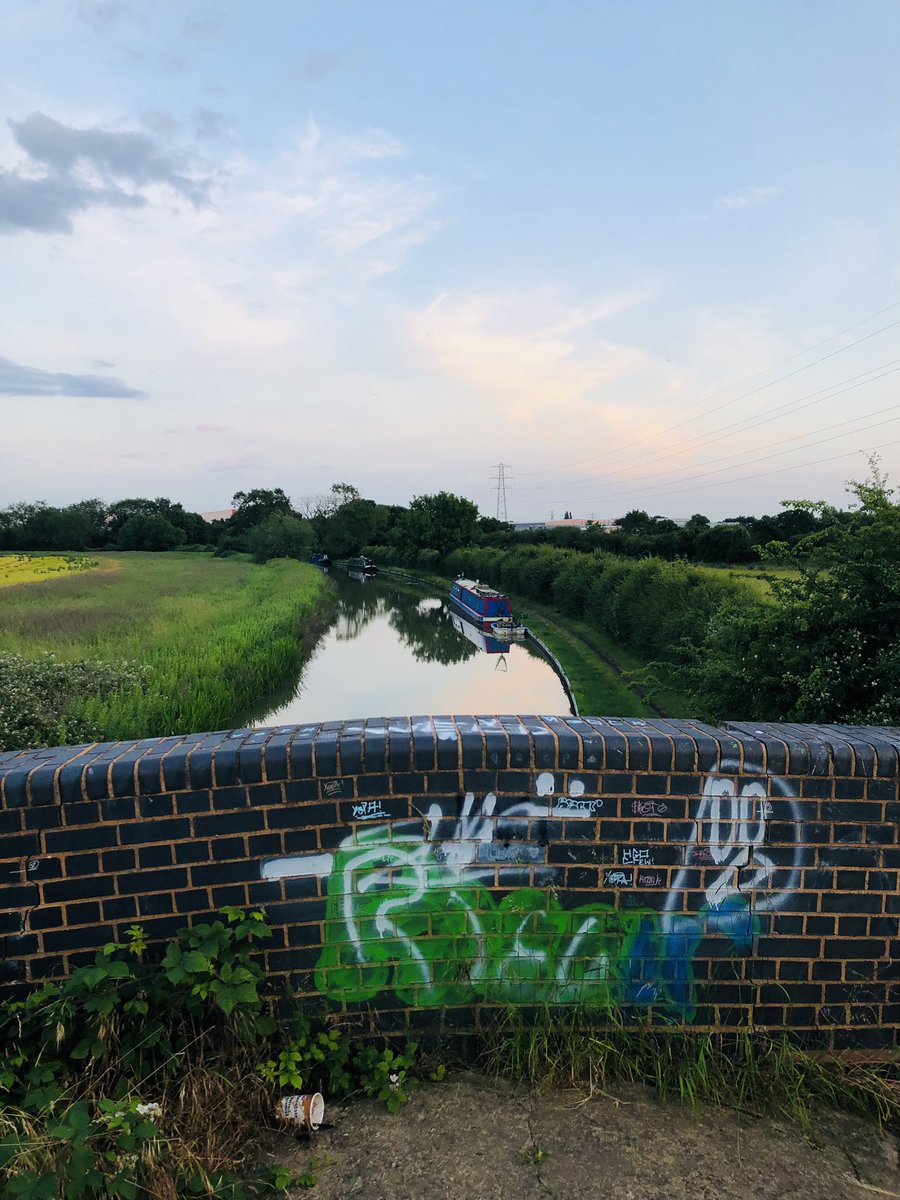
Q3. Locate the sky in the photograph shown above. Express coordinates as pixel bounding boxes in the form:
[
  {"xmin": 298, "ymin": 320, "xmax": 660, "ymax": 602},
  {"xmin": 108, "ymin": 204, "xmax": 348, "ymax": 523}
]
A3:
[{"xmin": 1, "ymin": 0, "xmax": 898, "ymax": 521}]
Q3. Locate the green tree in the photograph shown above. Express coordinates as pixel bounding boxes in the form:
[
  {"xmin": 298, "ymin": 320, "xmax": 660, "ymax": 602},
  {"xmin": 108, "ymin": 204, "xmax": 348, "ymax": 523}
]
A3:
[
  {"xmin": 686, "ymin": 463, "xmax": 900, "ymax": 724},
  {"xmin": 247, "ymin": 513, "xmax": 314, "ymax": 563},
  {"xmin": 323, "ymin": 498, "xmax": 382, "ymax": 558},
  {"xmin": 396, "ymin": 491, "xmax": 480, "ymax": 559},
  {"xmin": 694, "ymin": 522, "xmax": 756, "ymax": 563},
  {"xmin": 229, "ymin": 488, "xmax": 294, "ymax": 534},
  {"xmin": 117, "ymin": 513, "xmax": 187, "ymax": 550}
]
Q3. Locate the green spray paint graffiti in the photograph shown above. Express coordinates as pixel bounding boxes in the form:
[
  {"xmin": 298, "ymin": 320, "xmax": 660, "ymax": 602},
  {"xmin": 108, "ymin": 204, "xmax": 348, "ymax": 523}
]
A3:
[
  {"xmin": 255, "ymin": 767, "xmax": 801, "ymax": 1019},
  {"xmin": 311, "ymin": 825, "xmax": 756, "ymax": 1017}
]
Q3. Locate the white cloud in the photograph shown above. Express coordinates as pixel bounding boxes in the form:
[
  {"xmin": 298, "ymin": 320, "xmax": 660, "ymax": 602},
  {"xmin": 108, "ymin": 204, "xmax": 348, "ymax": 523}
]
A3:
[{"xmin": 715, "ymin": 185, "xmax": 781, "ymax": 211}]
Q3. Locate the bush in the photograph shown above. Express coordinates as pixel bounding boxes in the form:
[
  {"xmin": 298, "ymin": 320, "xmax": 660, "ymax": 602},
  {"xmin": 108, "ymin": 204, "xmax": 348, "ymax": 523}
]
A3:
[
  {"xmin": 0, "ymin": 909, "xmax": 420, "ymax": 1199},
  {"xmin": 0, "ymin": 653, "xmax": 147, "ymax": 751}
]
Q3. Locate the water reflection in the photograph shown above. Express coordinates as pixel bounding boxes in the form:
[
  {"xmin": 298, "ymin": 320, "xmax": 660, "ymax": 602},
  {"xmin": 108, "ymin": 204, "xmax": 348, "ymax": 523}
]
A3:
[{"xmin": 247, "ymin": 569, "xmax": 572, "ymax": 726}]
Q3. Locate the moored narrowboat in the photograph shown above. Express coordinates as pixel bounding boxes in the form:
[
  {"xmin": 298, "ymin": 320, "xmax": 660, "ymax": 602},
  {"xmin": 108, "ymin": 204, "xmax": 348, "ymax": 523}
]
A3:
[
  {"xmin": 448, "ymin": 578, "xmax": 513, "ymax": 625},
  {"xmin": 346, "ymin": 555, "xmax": 377, "ymax": 574}
]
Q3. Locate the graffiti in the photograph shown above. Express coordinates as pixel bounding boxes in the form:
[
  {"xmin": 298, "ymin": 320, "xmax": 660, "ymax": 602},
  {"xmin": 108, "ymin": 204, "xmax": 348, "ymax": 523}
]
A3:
[
  {"xmin": 621, "ymin": 848, "xmax": 652, "ymax": 867},
  {"xmin": 555, "ymin": 797, "xmax": 603, "ymax": 815},
  {"xmin": 263, "ymin": 765, "xmax": 803, "ymax": 1022},
  {"xmin": 351, "ymin": 800, "xmax": 389, "ymax": 821},
  {"xmin": 632, "ymin": 799, "xmax": 667, "ymax": 816},
  {"xmin": 323, "ymin": 780, "xmax": 344, "ymax": 797}
]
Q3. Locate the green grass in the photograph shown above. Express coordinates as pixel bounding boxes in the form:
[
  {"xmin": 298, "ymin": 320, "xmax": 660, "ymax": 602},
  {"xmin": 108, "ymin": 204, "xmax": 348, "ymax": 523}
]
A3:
[
  {"xmin": 690, "ymin": 563, "xmax": 801, "ymax": 600},
  {"xmin": 480, "ymin": 1006, "xmax": 900, "ymax": 1133},
  {"xmin": 0, "ymin": 552, "xmax": 334, "ymax": 745},
  {"xmin": 519, "ymin": 608, "xmax": 657, "ymax": 718}
]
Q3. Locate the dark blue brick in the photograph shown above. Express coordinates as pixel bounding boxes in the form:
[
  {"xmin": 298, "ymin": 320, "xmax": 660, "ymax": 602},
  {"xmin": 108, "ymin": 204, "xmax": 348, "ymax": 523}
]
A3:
[
  {"xmin": 283, "ymin": 778, "xmax": 319, "ymax": 803},
  {"xmin": 237, "ymin": 739, "xmax": 265, "ymax": 784},
  {"xmin": 160, "ymin": 747, "xmax": 189, "ymax": 792},
  {"xmin": 363, "ymin": 721, "xmax": 389, "ymax": 772},
  {"xmin": 388, "ymin": 719, "xmax": 413, "ymax": 771},
  {"xmin": 287, "ymin": 729, "xmax": 315, "ymax": 778},
  {"xmin": 211, "ymin": 746, "xmax": 239, "ymax": 787},
  {"xmin": 139, "ymin": 793, "xmax": 173, "ymax": 818},
  {"xmin": 412, "ymin": 719, "xmax": 437, "ymax": 771},
  {"xmin": 337, "ymin": 729, "xmax": 363, "ymax": 776},
  {"xmin": 186, "ymin": 747, "xmax": 214, "ymax": 790},
  {"xmin": 136, "ymin": 755, "xmax": 165, "ymax": 796},
  {"xmin": 261, "ymin": 732, "xmax": 291, "ymax": 782},
  {"xmin": 498, "ymin": 718, "xmax": 531, "ymax": 769},
  {"xmin": 110, "ymin": 747, "xmax": 146, "ymax": 797}
]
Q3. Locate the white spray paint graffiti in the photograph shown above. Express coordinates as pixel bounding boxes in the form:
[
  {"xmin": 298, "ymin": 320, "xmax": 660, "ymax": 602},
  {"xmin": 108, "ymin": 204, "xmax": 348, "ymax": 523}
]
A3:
[{"xmin": 262, "ymin": 763, "xmax": 804, "ymax": 1018}]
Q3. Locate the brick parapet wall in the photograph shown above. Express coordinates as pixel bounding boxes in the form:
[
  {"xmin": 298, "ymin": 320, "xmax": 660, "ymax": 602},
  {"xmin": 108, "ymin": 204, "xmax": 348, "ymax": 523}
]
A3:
[{"xmin": 1, "ymin": 716, "xmax": 898, "ymax": 1049}]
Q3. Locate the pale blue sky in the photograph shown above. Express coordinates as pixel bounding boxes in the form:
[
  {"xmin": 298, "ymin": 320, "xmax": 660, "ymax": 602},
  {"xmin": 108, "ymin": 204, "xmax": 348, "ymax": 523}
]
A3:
[{"xmin": 2, "ymin": 0, "xmax": 898, "ymax": 519}]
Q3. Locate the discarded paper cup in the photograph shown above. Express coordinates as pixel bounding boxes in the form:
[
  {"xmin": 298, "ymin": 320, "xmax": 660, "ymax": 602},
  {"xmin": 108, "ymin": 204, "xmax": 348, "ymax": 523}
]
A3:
[{"xmin": 277, "ymin": 1093, "xmax": 325, "ymax": 1132}]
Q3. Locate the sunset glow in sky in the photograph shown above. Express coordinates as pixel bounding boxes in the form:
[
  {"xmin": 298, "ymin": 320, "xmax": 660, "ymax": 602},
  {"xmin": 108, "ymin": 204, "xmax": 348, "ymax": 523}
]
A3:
[{"xmin": 3, "ymin": 1, "xmax": 899, "ymax": 519}]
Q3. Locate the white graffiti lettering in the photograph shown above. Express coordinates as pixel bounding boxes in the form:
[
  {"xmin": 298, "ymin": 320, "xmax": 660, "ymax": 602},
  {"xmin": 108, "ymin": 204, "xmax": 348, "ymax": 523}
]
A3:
[
  {"xmin": 622, "ymin": 847, "xmax": 652, "ymax": 866},
  {"xmin": 351, "ymin": 800, "xmax": 389, "ymax": 820}
]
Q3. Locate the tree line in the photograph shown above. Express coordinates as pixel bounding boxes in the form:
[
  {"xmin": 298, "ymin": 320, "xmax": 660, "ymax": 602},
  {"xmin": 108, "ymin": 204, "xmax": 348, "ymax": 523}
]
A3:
[{"xmin": 0, "ymin": 486, "xmax": 837, "ymax": 566}]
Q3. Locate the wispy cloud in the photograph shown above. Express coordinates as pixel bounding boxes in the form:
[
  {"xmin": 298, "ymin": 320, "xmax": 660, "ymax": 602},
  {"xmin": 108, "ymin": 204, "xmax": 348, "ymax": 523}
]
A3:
[
  {"xmin": 0, "ymin": 356, "xmax": 147, "ymax": 398},
  {"xmin": 408, "ymin": 287, "xmax": 660, "ymax": 421},
  {"xmin": 715, "ymin": 185, "xmax": 781, "ymax": 211}
]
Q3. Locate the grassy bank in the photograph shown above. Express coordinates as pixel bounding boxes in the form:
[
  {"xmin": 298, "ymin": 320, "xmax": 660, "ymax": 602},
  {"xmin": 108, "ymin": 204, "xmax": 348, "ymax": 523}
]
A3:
[
  {"xmin": 0, "ymin": 552, "xmax": 334, "ymax": 748},
  {"xmin": 513, "ymin": 601, "xmax": 692, "ymax": 718}
]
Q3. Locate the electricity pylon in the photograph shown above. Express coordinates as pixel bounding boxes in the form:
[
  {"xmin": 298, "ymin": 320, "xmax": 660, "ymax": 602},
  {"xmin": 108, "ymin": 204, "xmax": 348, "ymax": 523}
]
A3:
[{"xmin": 491, "ymin": 463, "xmax": 513, "ymax": 521}]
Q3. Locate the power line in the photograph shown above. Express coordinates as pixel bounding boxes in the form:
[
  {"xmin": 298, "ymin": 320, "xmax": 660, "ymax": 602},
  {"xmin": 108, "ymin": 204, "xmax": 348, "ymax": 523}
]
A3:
[
  {"xmin": 530, "ymin": 432, "xmax": 900, "ymax": 507},
  {"xmin": 587, "ymin": 438, "xmax": 900, "ymax": 505},
  {"xmin": 548, "ymin": 410, "xmax": 900, "ymax": 506},
  {"xmin": 514, "ymin": 360, "xmax": 900, "ymax": 492},
  {"xmin": 517, "ymin": 306, "xmax": 900, "ymax": 478}
]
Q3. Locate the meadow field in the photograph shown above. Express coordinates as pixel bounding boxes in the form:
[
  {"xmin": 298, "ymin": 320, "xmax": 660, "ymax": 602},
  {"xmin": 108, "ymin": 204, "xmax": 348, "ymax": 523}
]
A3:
[
  {"xmin": 0, "ymin": 553, "xmax": 100, "ymax": 588},
  {"xmin": 0, "ymin": 552, "xmax": 334, "ymax": 750}
]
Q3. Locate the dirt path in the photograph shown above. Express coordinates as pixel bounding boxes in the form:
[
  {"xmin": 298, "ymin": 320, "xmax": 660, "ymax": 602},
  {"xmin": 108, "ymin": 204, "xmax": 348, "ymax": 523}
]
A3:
[{"xmin": 265, "ymin": 1072, "xmax": 900, "ymax": 1200}]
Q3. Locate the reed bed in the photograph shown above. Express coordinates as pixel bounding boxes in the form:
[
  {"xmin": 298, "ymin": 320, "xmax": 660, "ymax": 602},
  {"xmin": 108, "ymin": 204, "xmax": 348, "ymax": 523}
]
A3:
[{"xmin": 0, "ymin": 552, "xmax": 334, "ymax": 746}]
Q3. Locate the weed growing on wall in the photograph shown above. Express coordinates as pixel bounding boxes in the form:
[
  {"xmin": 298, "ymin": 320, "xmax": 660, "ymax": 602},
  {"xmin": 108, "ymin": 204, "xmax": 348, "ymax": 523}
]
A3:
[
  {"xmin": 480, "ymin": 1006, "xmax": 900, "ymax": 1133},
  {"xmin": 0, "ymin": 909, "xmax": 419, "ymax": 1199}
]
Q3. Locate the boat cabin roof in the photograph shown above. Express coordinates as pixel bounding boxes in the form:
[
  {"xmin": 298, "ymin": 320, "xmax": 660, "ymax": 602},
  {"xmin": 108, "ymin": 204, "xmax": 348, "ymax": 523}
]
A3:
[{"xmin": 454, "ymin": 578, "xmax": 508, "ymax": 600}]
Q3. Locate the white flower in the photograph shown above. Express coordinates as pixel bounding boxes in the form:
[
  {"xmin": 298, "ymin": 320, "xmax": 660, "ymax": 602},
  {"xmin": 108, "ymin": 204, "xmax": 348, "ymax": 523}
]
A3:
[{"xmin": 136, "ymin": 1102, "xmax": 162, "ymax": 1118}]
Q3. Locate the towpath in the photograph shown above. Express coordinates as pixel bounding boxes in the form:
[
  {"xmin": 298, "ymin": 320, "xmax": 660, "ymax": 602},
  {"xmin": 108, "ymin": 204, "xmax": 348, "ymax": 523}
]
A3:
[{"xmin": 265, "ymin": 1071, "xmax": 900, "ymax": 1200}]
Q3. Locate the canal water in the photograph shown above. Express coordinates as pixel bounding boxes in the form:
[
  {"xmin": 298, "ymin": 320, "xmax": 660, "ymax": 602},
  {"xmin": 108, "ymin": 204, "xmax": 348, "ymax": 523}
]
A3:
[{"xmin": 248, "ymin": 569, "xmax": 572, "ymax": 726}]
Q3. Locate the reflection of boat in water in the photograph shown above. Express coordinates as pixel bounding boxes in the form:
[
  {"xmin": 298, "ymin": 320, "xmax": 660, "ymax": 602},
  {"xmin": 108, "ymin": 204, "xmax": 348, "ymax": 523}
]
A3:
[
  {"xmin": 449, "ymin": 578, "xmax": 512, "ymax": 626},
  {"xmin": 490, "ymin": 617, "xmax": 527, "ymax": 639},
  {"xmin": 450, "ymin": 611, "xmax": 510, "ymax": 655},
  {"xmin": 347, "ymin": 569, "xmax": 371, "ymax": 583}
]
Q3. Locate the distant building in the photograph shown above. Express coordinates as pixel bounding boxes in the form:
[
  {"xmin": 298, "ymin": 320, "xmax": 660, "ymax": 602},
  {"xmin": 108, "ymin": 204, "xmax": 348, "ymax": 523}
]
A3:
[
  {"xmin": 513, "ymin": 518, "xmax": 618, "ymax": 532},
  {"xmin": 200, "ymin": 508, "xmax": 236, "ymax": 523}
]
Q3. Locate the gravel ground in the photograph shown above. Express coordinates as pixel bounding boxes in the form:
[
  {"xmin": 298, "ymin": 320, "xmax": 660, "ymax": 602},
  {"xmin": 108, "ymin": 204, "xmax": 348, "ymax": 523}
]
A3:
[{"xmin": 262, "ymin": 1071, "xmax": 900, "ymax": 1200}]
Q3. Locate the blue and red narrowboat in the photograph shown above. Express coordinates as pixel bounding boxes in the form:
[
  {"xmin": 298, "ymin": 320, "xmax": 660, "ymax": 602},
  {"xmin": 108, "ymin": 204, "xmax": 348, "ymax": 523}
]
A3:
[{"xmin": 448, "ymin": 578, "xmax": 513, "ymax": 626}]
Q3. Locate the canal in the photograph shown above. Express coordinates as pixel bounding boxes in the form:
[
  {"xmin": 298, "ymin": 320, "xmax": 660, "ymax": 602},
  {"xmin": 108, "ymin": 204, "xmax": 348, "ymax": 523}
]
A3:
[{"xmin": 248, "ymin": 569, "xmax": 573, "ymax": 726}]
